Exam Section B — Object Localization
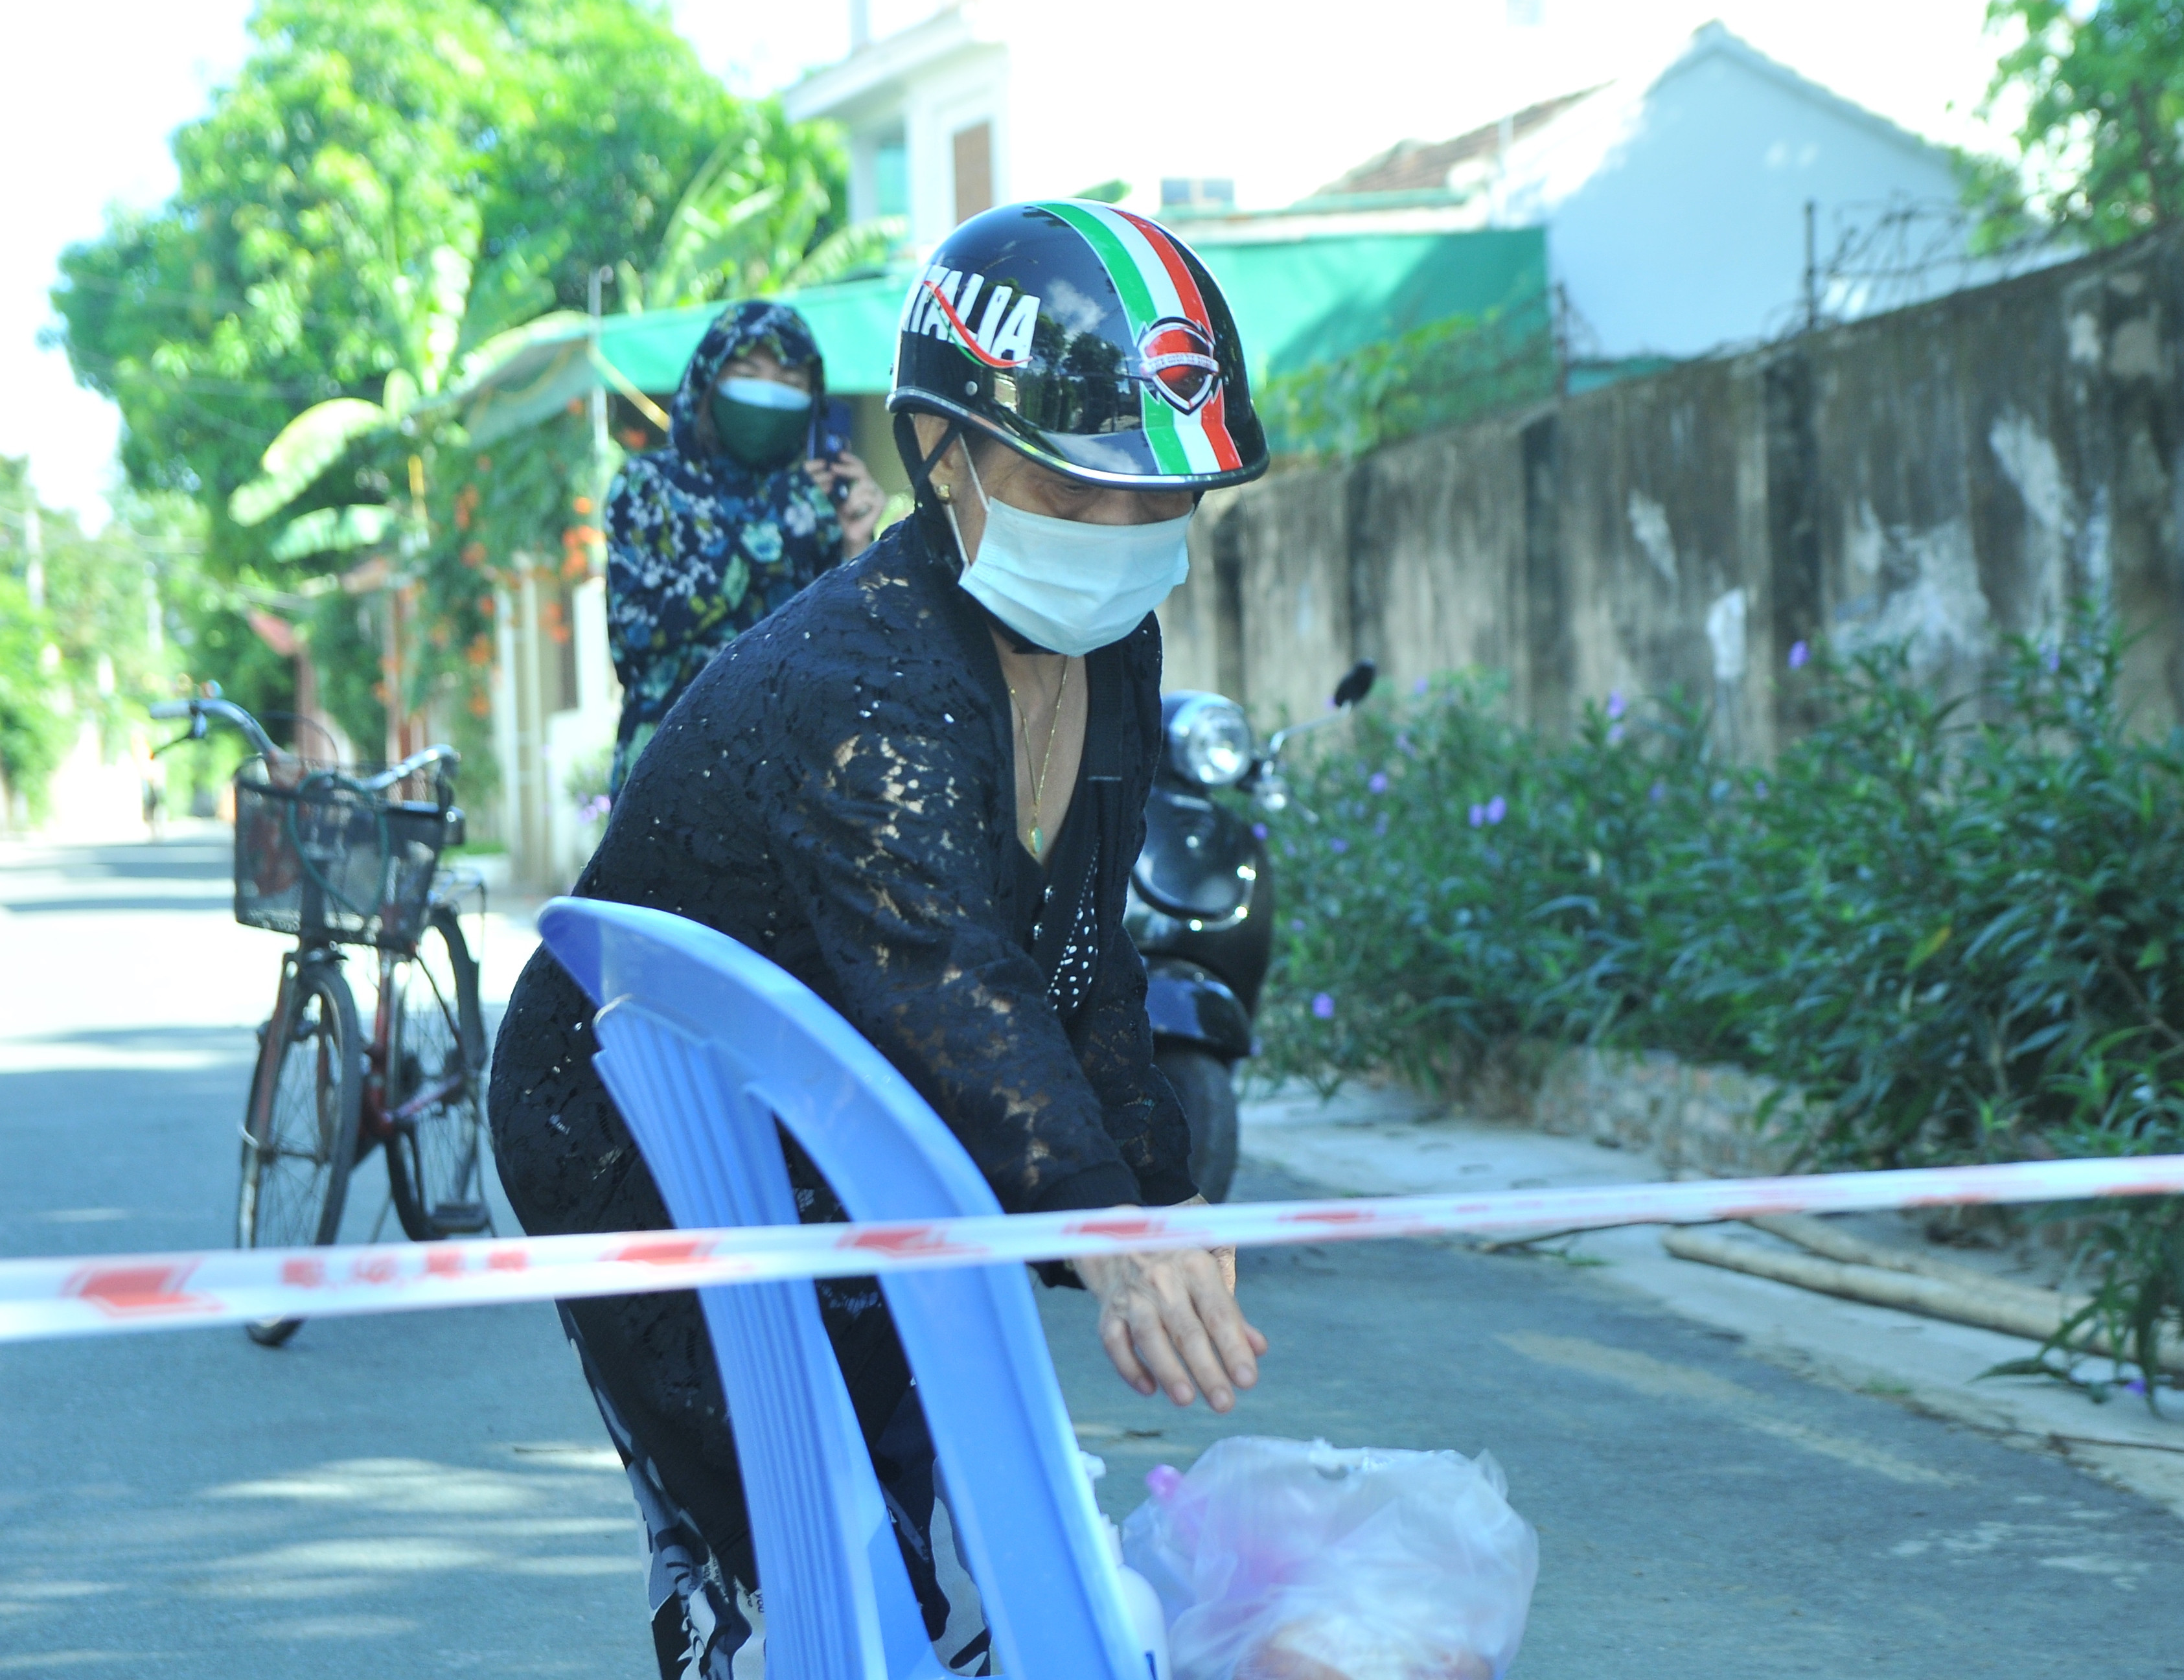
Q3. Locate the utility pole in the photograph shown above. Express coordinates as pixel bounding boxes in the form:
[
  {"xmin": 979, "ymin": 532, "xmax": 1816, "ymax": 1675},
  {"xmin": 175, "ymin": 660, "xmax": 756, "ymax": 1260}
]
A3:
[
  {"xmin": 24, "ymin": 502, "xmax": 60, "ymax": 680},
  {"xmin": 587, "ymin": 266, "xmax": 617, "ymax": 584},
  {"xmin": 23, "ymin": 503, "xmax": 43, "ymax": 612},
  {"xmin": 1802, "ymin": 199, "xmax": 1820, "ymax": 334},
  {"xmin": 588, "ymin": 265, "xmax": 614, "ymax": 469},
  {"xmin": 1551, "ymin": 282, "xmax": 1570, "ymax": 398}
]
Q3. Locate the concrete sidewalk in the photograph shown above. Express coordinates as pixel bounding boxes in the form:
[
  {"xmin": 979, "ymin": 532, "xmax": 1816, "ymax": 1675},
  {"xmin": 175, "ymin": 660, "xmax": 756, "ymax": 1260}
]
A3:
[{"xmin": 1238, "ymin": 1080, "xmax": 2184, "ymax": 1517}]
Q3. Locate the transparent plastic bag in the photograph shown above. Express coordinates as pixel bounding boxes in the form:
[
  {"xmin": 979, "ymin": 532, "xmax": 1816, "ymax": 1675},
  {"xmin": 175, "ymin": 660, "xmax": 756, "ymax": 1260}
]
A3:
[{"xmin": 1121, "ymin": 1436, "xmax": 1538, "ymax": 1680}]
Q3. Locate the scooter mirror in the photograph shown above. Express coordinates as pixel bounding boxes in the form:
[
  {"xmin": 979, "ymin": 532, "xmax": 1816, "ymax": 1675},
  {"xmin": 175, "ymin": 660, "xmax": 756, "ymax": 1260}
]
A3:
[{"xmin": 1331, "ymin": 660, "xmax": 1377, "ymax": 709}]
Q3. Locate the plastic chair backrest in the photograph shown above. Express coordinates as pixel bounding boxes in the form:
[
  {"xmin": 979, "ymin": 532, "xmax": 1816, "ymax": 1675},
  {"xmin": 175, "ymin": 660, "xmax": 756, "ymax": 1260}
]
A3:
[
  {"xmin": 540, "ymin": 897, "xmax": 1146, "ymax": 1680},
  {"xmin": 556, "ymin": 934, "xmax": 944, "ymax": 1679}
]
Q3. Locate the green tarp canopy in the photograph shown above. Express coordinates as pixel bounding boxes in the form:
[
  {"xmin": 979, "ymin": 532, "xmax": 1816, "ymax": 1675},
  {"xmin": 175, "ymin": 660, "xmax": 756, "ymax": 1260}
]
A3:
[
  {"xmin": 453, "ymin": 225, "xmax": 1548, "ymax": 444},
  {"xmin": 455, "ymin": 272, "xmax": 915, "ymax": 445},
  {"xmin": 1188, "ymin": 225, "xmax": 1545, "ymax": 382}
]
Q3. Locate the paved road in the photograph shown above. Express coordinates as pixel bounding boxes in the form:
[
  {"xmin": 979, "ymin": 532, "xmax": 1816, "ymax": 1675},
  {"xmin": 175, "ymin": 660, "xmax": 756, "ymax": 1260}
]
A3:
[{"xmin": 3, "ymin": 836, "xmax": 2181, "ymax": 1677}]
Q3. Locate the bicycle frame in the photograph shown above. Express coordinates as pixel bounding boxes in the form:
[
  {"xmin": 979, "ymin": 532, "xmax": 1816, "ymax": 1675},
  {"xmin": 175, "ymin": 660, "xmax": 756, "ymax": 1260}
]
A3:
[
  {"xmin": 236, "ymin": 932, "xmax": 469, "ymax": 1199},
  {"xmin": 365, "ymin": 943, "xmax": 470, "ymax": 1138}
]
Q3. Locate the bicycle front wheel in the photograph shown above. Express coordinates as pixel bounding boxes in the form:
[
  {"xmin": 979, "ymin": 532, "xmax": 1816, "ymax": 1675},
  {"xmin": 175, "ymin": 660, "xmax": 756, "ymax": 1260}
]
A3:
[
  {"xmin": 238, "ymin": 957, "xmax": 362, "ymax": 1346},
  {"xmin": 385, "ymin": 906, "xmax": 491, "ymax": 1239}
]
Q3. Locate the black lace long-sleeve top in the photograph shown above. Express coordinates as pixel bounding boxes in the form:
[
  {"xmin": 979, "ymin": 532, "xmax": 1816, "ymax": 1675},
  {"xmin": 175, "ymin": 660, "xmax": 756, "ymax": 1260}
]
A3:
[{"xmin": 490, "ymin": 508, "xmax": 1196, "ymax": 1262}]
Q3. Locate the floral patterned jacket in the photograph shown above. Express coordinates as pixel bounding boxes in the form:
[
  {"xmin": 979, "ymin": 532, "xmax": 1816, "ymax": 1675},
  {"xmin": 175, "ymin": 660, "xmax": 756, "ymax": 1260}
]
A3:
[{"xmin": 605, "ymin": 300, "xmax": 842, "ymax": 792}]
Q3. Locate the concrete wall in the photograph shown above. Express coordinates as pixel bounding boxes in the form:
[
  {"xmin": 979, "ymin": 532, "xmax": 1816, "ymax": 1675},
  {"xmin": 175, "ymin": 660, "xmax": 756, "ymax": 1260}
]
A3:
[{"xmin": 1164, "ymin": 231, "xmax": 2184, "ymax": 752}]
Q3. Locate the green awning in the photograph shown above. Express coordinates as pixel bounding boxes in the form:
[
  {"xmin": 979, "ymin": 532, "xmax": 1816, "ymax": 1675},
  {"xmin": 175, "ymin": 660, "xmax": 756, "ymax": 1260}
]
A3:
[
  {"xmin": 454, "ymin": 272, "xmax": 915, "ymax": 444},
  {"xmin": 594, "ymin": 270, "xmax": 915, "ymax": 397},
  {"xmin": 1187, "ymin": 225, "xmax": 1548, "ymax": 382},
  {"xmin": 452, "ymin": 226, "xmax": 1549, "ymax": 443}
]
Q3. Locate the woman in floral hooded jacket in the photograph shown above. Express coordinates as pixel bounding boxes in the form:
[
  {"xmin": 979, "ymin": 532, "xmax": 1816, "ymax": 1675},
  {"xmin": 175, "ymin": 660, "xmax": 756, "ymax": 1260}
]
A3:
[{"xmin": 604, "ymin": 300, "xmax": 884, "ymax": 793}]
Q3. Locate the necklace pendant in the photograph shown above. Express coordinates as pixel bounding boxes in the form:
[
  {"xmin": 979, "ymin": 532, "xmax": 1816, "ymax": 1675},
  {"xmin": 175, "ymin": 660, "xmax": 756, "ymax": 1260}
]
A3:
[{"xmin": 1029, "ymin": 824, "xmax": 1044, "ymax": 857}]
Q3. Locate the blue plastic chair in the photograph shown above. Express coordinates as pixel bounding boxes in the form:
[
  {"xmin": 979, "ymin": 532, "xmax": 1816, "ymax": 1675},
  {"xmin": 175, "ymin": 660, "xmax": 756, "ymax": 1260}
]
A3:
[{"xmin": 539, "ymin": 897, "xmax": 1149, "ymax": 1680}]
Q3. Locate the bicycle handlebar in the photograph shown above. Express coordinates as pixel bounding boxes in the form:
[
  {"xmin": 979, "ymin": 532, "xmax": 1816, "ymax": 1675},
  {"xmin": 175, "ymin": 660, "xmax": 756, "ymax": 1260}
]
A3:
[
  {"xmin": 150, "ymin": 696, "xmax": 279, "ymax": 759},
  {"xmin": 351, "ymin": 744, "xmax": 461, "ymax": 794},
  {"xmin": 149, "ymin": 697, "xmax": 457, "ymax": 793}
]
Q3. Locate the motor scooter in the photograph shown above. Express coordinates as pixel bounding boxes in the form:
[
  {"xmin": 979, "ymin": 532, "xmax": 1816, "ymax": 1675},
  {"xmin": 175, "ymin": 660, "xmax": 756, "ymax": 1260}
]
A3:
[{"xmin": 1127, "ymin": 659, "xmax": 1377, "ymax": 1200}]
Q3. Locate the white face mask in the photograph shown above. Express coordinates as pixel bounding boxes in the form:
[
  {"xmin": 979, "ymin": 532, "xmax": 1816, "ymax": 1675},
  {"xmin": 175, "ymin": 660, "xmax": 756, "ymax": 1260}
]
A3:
[
  {"xmin": 715, "ymin": 375, "xmax": 812, "ymax": 411},
  {"xmin": 945, "ymin": 450, "xmax": 1191, "ymax": 656}
]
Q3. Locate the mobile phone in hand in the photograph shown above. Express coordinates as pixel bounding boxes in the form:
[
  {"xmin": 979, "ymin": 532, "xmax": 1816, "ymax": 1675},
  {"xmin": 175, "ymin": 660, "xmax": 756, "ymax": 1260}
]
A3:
[{"xmin": 816, "ymin": 398, "xmax": 856, "ymax": 503}]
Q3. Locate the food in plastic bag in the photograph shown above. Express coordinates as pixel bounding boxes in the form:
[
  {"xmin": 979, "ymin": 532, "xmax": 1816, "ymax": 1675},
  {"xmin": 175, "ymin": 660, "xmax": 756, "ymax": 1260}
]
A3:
[{"xmin": 1121, "ymin": 1436, "xmax": 1537, "ymax": 1680}]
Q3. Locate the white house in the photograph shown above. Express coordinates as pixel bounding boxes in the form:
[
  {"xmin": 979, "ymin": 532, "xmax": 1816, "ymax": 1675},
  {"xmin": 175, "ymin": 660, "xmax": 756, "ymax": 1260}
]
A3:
[
  {"xmin": 783, "ymin": 1, "xmax": 1261, "ymax": 249},
  {"xmin": 1305, "ymin": 21, "xmax": 2001, "ymax": 360},
  {"xmin": 788, "ymin": 12, "xmax": 2011, "ymax": 364}
]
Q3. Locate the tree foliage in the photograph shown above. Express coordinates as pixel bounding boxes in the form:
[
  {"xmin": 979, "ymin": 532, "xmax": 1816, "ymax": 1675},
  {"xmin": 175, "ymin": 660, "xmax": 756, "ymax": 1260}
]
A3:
[
  {"xmin": 479, "ymin": 1, "xmax": 794, "ymax": 323},
  {"xmin": 49, "ymin": 0, "xmax": 849, "ymax": 751},
  {"xmin": 52, "ymin": 0, "xmax": 500, "ymax": 560},
  {"xmin": 1985, "ymin": 0, "xmax": 2184, "ymax": 243},
  {"xmin": 1258, "ymin": 287, "xmax": 1556, "ymax": 461},
  {"xmin": 0, "ymin": 571, "xmax": 64, "ymax": 822},
  {"xmin": 0, "ymin": 459, "xmax": 206, "ymax": 816}
]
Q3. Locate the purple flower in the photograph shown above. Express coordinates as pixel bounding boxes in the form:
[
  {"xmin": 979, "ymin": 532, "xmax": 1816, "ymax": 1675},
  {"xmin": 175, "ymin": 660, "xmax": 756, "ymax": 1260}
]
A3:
[
  {"xmin": 1290, "ymin": 917, "xmax": 1307, "ymax": 932},
  {"xmin": 1484, "ymin": 795, "xmax": 1508, "ymax": 825},
  {"xmin": 1329, "ymin": 836, "xmax": 1349, "ymax": 854},
  {"xmin": 1468, "ymin": 803, "xmax": 1486, "ymax": 828},
  {"xmin": 1251, "ymin": 822, "xmax": 1269, "ymax": 840},
  {"xmin": 2126, "ymin": 1377, "xmax": 2148, "ymax": 1395},
  {"xmin": 1312, "ymin": 992, "xmax": 1336, "ymax": 1020},
  {"xmin": 1368, "ymin": 771, "xmax": 1388, "ymax": 794},
  {"xmin": 1605, "ymin": 689, "xmax": 1626, "ymax": 720},
  {"xmin": 2043, "ymin": 645, "xmax": 2062, "ymax": 674},
  {"xmin": 1412, "ymin": 676, "xmax": 1429, "ymax": 696},
  {"xmin": 1754, "ymin": 779, "xmax": 1769, "ymax": 798},
  {"xmin": 1607, "ymin": 723, "xmax": 1626, "ymax": 746},
  {"xmin": 578, "ymin": 794, "xmax": 612, "ymax": 822},
  {"xmin": 1396, "ymin": 731, "xmax": 1415, "ymax": 757},
  {"xmin": 1374, "ymin": 812, "xmax": 1389, "ymax": 836},
  {"xmin": 1649, "ymin": 780, "xmax": 1667, "ymax": 804},
  {"xmin": 1787, "ymin": 640, "xmax": 1811, "ymax": 671}
]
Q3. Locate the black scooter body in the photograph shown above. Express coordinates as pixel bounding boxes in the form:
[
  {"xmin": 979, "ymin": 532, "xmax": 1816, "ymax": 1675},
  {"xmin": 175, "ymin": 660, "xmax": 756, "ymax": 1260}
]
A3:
[
  {"xmin": 1132, "ymin": 781, "xmax": 1270, "ymax": 1061},
  {"xmin": 1128, "ymin": 667, "xmax": 1374, "ymax": 1200},
  {"xmin": 1126, "ymin": 696, "xmax": 1275, "ymax": 1202}
]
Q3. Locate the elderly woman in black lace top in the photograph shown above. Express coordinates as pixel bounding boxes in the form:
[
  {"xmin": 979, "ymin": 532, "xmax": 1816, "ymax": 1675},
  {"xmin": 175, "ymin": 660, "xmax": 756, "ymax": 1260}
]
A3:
[{"xmin": 489, "ymin": 201, "xmax": 1272, "ymax": 1675}]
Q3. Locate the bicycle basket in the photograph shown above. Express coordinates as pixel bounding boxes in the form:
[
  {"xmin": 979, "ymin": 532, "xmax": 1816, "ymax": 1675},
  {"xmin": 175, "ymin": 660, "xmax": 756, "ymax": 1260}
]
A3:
[{"xmin": 233, "ymin": 762, "xmax": 455, "ymax": 949}]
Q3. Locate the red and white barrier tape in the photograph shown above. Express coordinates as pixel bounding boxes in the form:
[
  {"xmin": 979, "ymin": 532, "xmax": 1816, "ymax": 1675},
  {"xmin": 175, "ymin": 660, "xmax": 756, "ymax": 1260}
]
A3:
[{"xmin": 5, "ymin": 1155, "xmax": 2181, "ymax": 1345}]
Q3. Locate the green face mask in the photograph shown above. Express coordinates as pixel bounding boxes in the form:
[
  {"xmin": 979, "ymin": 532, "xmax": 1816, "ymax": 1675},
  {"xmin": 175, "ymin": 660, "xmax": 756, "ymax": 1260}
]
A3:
[{"xmin": 709, "ymin": 375, "xmax": 812, "ymax": 471}]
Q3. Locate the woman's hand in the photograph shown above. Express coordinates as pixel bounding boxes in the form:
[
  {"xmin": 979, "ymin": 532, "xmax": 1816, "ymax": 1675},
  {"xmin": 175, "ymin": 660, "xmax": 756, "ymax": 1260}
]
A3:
[
  {"xmin": 808, "ymin": 451, "xmax": 885, "ymax": 552},
  {"xmin": 1073, "ymin": 1197, "xmax": 1268, "ymax": 1412}
]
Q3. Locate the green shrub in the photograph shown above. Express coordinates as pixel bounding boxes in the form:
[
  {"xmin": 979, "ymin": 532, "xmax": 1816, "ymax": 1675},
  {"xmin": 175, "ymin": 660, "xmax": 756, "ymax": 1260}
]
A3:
[
  {"xmin": 1261, "ymin": 610, "xmax": 2184, "ymax": 1388},
  {"xmin": 1258, "ymin": 285, "xmax": 1556, "ymax": 461},
  {"xmin": 0, "ymin": 573, "xmax": 67, "ymax": 821}
]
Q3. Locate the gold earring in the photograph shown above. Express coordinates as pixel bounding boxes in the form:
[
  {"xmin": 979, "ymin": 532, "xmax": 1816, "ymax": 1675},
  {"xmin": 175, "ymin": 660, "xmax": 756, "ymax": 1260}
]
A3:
[{"xmin": 934, "ymin": 483, "xmax": 953, "ymax": 503}]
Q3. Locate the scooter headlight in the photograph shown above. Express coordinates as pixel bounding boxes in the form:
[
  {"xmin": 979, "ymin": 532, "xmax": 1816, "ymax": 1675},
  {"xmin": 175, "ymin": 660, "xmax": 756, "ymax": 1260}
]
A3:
[{"xmin": 1166, "ymin": 694, "xmax": 1256, "ymax": 788}]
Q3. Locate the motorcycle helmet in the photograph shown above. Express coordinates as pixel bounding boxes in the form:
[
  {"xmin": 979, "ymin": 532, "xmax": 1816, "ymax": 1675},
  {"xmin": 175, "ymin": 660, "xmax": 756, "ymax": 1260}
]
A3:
[{"xmin": 888, "ymin": 200, "xmax": 1269, "ymax": 494}]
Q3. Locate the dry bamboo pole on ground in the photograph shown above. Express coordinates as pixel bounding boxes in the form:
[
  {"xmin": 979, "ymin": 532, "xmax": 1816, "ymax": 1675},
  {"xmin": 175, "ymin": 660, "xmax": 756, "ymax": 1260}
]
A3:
[
  {"xmin": 1662, "ymin": 1225, "xmax": 2184, "ymax": 1375},
  {"xmin": 1747, "ymin": 1214, "xmax": 2084, "ymax": 1312}
]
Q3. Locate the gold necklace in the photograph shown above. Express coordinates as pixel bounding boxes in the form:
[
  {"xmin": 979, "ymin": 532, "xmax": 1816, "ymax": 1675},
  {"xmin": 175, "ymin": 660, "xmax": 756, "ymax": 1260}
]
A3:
[{"xmin": 1009, "ymin": 657, "xmax": 1069, "ymax": 858}]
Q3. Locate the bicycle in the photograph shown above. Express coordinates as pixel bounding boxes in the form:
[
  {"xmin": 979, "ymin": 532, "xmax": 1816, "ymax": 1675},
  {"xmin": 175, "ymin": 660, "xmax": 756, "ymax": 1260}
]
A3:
[{"xmin": 152, "ymin": 695, "xmax": 492, "ymax": 1347}]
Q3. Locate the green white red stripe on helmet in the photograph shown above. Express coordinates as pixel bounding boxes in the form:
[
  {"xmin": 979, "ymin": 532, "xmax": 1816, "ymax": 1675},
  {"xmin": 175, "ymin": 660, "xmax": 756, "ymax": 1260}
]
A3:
[{"xmin": 1037, "ymin": 200, "xmax": 1245, "ymax": 476}]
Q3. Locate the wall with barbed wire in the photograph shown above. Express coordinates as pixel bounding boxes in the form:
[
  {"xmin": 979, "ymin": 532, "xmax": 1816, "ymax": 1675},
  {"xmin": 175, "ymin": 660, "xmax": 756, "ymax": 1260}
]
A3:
[{"xmin": 1164, "ymin": 227, "xmax": 2184, "ymax": 757}]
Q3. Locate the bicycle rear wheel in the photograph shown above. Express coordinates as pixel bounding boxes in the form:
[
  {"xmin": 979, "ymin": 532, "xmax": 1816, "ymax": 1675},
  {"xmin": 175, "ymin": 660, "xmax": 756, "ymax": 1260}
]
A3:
[
  {"xmin": 238, "ymin": 956, "xmax": 362, "ymax": 1346},
  {"xmin": 385, "ymin": 905, "xmax": 491, "ymax": 1239}
]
